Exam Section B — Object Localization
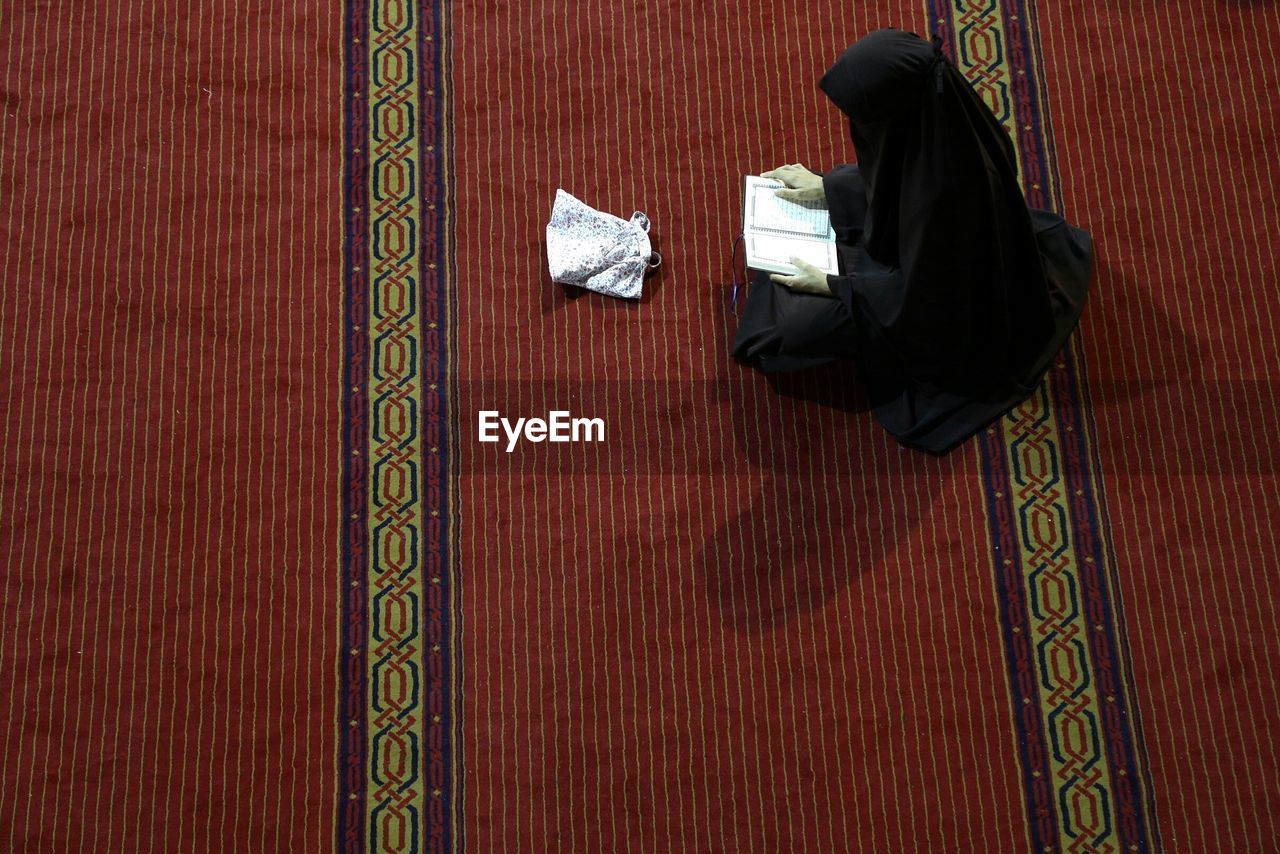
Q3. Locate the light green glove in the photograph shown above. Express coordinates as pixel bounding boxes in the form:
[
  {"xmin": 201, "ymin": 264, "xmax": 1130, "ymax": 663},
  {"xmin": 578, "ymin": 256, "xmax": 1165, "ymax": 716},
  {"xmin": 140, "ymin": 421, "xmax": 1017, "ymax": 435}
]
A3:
[
  {"xmin": 762, "ymin": 163, "xmax": 825, "ymax": 204},
  {"xmin": 769, "ymin": 257, "xmax": 832, "ymax": 295}
]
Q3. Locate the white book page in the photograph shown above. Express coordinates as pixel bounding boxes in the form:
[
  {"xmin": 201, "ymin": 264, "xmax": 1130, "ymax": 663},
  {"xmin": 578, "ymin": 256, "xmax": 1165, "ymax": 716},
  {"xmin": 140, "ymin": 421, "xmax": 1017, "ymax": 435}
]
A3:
[
  {"xmin": 745, "ymin": 234, "xmax": 839, "ymax": 276},
  {"xmin": 744, "ymin": 176, "xmax": 834, "ymax": 239}
]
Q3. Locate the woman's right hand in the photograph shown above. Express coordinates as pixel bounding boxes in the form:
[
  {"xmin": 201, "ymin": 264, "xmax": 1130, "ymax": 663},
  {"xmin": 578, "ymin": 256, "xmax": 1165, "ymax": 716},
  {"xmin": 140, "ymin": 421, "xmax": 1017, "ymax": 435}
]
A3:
[{"xmin": 762, "ymin": 163, "xmax": 825, "ymax": 203}]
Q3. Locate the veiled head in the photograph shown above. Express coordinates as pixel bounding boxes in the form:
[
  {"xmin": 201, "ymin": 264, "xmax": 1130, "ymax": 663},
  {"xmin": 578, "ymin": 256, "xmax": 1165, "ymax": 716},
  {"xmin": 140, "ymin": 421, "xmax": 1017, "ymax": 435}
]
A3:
[{"xmin": 818, "ymin": 29, "xmax": 935, "ymax": 123}]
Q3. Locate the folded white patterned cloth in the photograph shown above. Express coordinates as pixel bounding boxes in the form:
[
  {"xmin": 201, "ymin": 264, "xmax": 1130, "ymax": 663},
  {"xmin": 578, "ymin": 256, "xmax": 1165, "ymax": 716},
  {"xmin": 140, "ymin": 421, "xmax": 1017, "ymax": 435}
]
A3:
[{"xmin": 545, "ymin": 189, "xmax": 661, "ymax": 300}]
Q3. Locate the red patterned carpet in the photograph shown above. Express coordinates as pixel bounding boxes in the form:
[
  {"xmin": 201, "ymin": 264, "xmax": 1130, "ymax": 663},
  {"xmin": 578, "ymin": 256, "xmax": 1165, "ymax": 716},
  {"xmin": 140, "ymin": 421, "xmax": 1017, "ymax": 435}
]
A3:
[
  {"xmin": 0, "ymin": 3, "xmax": 344, "ymax": 851},
  {"xmin": 2, "ymin": 1, "xmax": 1279, "ymax": 852}
]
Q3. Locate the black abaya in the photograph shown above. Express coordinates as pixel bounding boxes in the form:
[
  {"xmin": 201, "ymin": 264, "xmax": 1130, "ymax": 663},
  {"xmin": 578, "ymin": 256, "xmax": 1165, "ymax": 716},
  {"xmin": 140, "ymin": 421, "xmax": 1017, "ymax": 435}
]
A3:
[{"xmin": 730, "ymin": 28, "xmax": 1093, "ymax": 454}]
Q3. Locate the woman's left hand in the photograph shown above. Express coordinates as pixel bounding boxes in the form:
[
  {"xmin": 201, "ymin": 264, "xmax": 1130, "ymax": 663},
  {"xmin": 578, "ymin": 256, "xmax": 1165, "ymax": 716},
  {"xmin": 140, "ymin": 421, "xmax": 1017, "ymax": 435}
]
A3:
[{"xmin": 770, "ymin": 258, "xmax": 832, "ymax": 295}]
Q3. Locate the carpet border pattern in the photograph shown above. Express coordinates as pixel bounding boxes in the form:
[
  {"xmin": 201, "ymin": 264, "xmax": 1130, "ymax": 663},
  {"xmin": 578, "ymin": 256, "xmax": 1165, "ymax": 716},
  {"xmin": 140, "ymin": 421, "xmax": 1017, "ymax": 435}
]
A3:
[
  {"xmin": 339, "ymin": 0, "xmax": 456, "ymax": 851},
  {"xmin": 932, "ymin": 1, "xmax": 1161, "ymax": 850}
]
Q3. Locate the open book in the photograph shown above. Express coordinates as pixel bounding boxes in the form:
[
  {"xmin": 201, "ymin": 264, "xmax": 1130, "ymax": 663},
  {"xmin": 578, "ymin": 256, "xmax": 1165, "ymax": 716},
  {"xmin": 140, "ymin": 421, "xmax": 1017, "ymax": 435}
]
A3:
[{"xmin": 742, "ymin": 174, "xmax": 839, "ymax": 276}]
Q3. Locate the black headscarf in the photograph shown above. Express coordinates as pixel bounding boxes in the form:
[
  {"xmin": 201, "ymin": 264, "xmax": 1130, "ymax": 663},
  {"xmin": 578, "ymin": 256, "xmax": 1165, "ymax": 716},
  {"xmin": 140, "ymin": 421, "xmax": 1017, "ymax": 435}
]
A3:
[{"xmin": 818, "ymin": 28, "xmax": 1058, "ymax": 397}]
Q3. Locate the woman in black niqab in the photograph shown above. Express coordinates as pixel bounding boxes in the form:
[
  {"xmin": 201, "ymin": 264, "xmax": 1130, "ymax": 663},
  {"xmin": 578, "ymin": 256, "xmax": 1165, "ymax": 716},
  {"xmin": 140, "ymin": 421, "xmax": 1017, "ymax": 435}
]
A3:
[{"xmin": 730, "ymin": 27, "xmax": 1093, "ymax": 454}]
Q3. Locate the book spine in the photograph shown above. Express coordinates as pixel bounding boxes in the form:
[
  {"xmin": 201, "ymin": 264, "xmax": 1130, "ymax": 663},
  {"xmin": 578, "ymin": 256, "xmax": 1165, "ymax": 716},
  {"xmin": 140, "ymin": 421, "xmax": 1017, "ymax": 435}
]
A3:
[{"xmin": 747, "ymin": 227, "xmax": 830, "ymax": 241}]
